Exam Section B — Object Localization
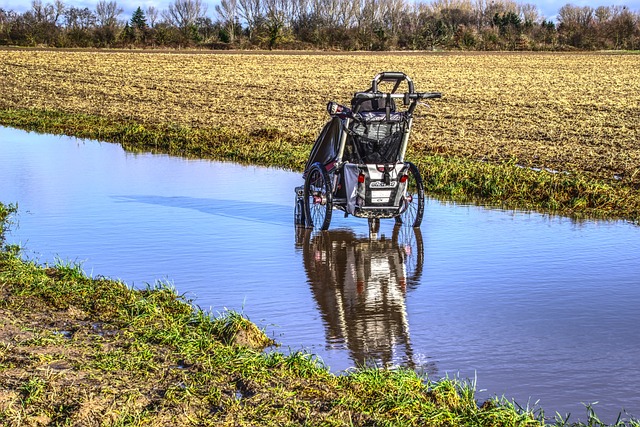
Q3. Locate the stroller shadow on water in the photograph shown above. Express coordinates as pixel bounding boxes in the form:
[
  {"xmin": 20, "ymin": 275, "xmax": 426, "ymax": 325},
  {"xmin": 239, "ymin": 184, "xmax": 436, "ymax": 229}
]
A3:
[{"xmin": 112, "ymin": 195, "xmax": 294, "ymax": 227}]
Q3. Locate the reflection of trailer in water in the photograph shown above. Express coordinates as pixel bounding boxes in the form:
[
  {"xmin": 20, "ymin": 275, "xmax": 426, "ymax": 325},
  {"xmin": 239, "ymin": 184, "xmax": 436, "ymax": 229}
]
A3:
[
  {"xmin": 297, "ymin": 226, "xmax": 435, "ymax": 371},
  {"xmin": 294, "ymin": 72, "xmax": 441, "ymax": 231}
]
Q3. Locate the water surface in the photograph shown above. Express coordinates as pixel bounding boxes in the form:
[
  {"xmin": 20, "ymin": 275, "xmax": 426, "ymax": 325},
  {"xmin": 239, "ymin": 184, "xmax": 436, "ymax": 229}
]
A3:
[{"xmin": 2, "ymin": 126, "xmax": 640, "ymax": 422}]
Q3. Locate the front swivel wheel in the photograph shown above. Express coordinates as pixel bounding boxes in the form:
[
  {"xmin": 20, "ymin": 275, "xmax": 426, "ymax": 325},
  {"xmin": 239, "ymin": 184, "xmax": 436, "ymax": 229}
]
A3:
[{"xmin": 304, "ymin": 163, "xmax": 333, "ymax": 230}]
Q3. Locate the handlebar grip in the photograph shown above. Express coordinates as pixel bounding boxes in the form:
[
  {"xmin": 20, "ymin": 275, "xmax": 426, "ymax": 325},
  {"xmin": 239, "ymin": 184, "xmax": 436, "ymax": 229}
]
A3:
[
  {"xmin": 353, "ymin": 92, "xmax": 382, "ymax": 100},
  {"xmin": 378, "ymin": 72, "xmax": 407, "ymax": 81},
  {"xmin": 418, "ymin": 92, "xmax": 442, "ymax": 99}
]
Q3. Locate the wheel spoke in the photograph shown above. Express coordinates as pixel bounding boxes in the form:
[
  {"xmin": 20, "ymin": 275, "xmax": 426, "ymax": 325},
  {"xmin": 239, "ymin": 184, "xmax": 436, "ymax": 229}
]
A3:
[{"xmin": 304, "ymin": 164, "xmax": 332, "ymax": 230}]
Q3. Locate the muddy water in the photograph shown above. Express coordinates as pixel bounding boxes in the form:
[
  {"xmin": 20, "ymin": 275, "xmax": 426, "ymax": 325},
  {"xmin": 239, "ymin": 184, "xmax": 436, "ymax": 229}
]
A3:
[{"xmin": 2, "ymin": 126, "xmax": 640, "ymax": 422}]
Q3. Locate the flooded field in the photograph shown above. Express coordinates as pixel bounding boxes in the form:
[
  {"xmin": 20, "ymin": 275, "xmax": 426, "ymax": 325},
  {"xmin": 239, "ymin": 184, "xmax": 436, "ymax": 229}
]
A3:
[{"xmin": 2, "ymin": 126, "xmax": 640, "ymax": 422}]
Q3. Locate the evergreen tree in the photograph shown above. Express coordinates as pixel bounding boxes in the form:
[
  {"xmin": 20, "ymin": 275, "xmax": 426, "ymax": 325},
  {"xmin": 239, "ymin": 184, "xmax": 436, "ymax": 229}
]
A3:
[
  {"xmin": 130, "ymin": 6, "xmax": 147, "ymax": 43},
  {"xmin": 131, "ymin": 6, "xmax": 147, "ymax": 31}
]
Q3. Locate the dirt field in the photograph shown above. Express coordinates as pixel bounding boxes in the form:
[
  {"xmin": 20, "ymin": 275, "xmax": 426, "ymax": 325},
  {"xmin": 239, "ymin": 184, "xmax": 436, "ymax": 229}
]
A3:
[{"xmin": 1, "ymin": 49, "xmax": 639, "ymax": 186}]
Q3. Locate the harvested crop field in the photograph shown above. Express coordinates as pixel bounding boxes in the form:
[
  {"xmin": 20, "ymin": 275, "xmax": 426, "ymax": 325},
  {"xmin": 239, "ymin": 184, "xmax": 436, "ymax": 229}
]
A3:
[{"xmin": 1, "ymin": 49, "xmax": 639, "ymax": 217}]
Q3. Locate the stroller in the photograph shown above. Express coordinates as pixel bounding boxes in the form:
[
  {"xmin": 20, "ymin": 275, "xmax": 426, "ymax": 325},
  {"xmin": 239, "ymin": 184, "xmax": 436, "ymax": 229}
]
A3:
[{"xmin": 294, "ymin": 71, "xmax": 441, "ymax": 231}]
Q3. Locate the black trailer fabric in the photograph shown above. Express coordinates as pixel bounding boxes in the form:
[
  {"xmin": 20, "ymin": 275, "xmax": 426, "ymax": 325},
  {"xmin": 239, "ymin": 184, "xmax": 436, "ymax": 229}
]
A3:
[{"xmin": 305, "ymin": 117, "xmax": 342, "ymax": 172}]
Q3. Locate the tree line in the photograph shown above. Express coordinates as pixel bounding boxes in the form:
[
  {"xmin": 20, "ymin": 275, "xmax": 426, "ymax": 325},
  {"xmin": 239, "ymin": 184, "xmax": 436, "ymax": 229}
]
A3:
[{"xmin": 1, "ymin": 0, "xmax": 639, "ymax": 51}]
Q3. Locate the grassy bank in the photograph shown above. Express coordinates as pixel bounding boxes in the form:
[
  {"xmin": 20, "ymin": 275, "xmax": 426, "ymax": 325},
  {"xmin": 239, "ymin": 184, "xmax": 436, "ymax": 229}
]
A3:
[
  {"xmin": 2, "ymin": 108, "xmax": 638, "ymax": 222},
  {"xmin": 0, "ymin": 203, "xmax": 552, "ymax": 426}
]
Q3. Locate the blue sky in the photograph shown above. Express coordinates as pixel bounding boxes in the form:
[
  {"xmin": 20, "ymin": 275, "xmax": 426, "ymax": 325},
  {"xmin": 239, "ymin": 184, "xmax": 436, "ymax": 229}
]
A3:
[{"xmin": 2, "ymin": 0, "xmax": 640, "ymax": 23}]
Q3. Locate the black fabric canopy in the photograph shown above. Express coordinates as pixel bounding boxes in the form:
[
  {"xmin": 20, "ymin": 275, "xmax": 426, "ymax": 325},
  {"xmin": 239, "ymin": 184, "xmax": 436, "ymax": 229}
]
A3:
[{"xmin": 305, "ymin": 117, "xmax": 342, "ymax": 172}]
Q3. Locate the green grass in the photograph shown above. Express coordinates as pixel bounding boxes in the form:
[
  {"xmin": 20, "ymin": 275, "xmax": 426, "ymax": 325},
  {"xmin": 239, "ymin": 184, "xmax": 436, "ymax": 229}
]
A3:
[
  {"xmin": 415, "ymin": 155, "xmax": 640, "ymax": 221},
  {"xmin": 0, "ymin": 202, "xmax": 18, "ymax": 250},
  {"xmin": 1, "ymin": 108, "xmax": 639, "ymax": 223}
]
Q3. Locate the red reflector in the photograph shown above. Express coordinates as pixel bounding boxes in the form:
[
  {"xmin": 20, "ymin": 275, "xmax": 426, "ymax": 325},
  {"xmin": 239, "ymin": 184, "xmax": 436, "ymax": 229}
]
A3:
[
  {"xmin": 399, "ymin": 175, "xmax": 408, "ymax": 183},
  {"xmin": 358, "ymin": 174, "xmax": 365, "ymax": 183}
]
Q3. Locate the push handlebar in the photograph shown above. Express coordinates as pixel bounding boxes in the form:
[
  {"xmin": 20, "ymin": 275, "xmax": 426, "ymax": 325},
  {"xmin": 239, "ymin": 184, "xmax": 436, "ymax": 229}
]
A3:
[
  {"xmin": 371, "ymin": 71, "xmax": 415, "ymax": 94},
  {"xmin": 350, "ymin": 91, "xmax": 441, "ymax": 116}
]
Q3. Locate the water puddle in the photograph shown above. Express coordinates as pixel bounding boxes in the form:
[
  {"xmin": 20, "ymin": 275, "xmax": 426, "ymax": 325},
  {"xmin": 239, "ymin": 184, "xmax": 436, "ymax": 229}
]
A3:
[{"xmin": 2, "ymin": 126, "xmax": 640, "ymax": 422}]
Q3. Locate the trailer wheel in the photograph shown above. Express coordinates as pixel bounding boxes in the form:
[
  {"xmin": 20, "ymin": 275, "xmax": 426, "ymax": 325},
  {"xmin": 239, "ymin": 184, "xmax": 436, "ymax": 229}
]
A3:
[
  {"xmin": 304, "ymin": 163, "xmax": 333, "ymax": 230},
  {"xmin": 395, "ymin": 162, "xmax": 425, "ymax": 228},
  {"xmin": 294, "ymin": 196, "xmax": 305, "ymax": 225}
]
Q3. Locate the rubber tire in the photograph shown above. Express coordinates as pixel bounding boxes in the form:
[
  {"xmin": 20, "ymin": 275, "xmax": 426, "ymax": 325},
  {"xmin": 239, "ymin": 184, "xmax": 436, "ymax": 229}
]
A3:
[
  {"xmin": 294, "ymin": 197, "xmax": 305, "ymax": 225},
  {"xmin": 395, "ymin": 162, "xmax": 425, "ymax": 228},
  {"xmin": 304, "ymin": 163, "xmax": 333, "ymax": 230}
]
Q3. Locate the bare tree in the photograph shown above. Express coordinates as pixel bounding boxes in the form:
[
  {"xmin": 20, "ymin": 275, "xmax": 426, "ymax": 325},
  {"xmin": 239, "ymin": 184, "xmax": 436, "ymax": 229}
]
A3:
[
  {"xmin": 31, "ymin": 0, "xmax": 64, "ymax": 24},
  {"xmin": 424, "ymin": 0, "xmax": 476, "ymax": 32},
  {"xmin": 427, "ymin": 0, "xmax": 474, "ymax": 16},
  {"xmin": 381, "ymin": 0, "xmax": 407, "ymax": 38},
  {"xmin": 63, "ymin": 6, "xmax": 95, "ymax": 30},
  {"xmin": 599, "ymin": 5, "xmax": 637, "ymax": 49},
  {"xmin": 53, "ymin": 0, "xmax": 64, "ymax": 23},
  {"xmin": 557, "ymin": 4, "xmax": 595, "ymax": 48},
  {"xmin": 93, "ymin": 0, "xmax": 122, "ymax": 46},
  {"xmin": 215, "ymin": 0, "xmax": 238, "ymax": 42},
  {"xmin": 162, "ymin": 0, "xmax": 207, "ymax": 33},
  {"xmin": 146, "ymin": 6, "xmax": 158, "ymax": 27},
  {"xmin": 264, "ymin": 0, "xmax": 293, "ymax": 28},
  {"xmin": 558, "ymin": 4, "xmax": 594, "ymax": 28},
  {"xmin": 518, "ymin": 3, "xmax": 539, "ymax": 24},
  {"xmin": 472, "ymin": 0, "xmax": 487, "ymax": 29},
  {"xmin": 397, "ymin": 1, "xmax": 423, "ymax": 48},
  {"xmin": 95, "ymin": 0, "xmax": 122, "ymax": 28},
  {"xmin": 22, "ymin": 0, "xmax": 65, "ymax": 44},
  {"xmin": 237, "ymin": 0, "xmax": 262, "ymax": 40},
  {"xmin": 353, "ymin": 0, "xmax": 395, "ymax": 49},
  {"xmin": 0, "ymin": 8, "xmax": 10, "ymax": 33},
  {"xmin": 289, "ymin": 0, "xmax": 310, "ymax": 26},
  {"xmin": 263, "ymin": 0, "xmax": 295, "ymax": 48},
  {"xmin": 479, "ymin": 0, "xmax": 517, "ymax": 27},
  {"xmin": 312, "ymin": 0, "xmax": 334, "ymax": 27}
]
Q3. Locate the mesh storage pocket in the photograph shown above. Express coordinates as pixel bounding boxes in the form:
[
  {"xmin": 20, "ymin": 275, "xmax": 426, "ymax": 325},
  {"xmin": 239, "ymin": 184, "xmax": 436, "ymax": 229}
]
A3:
[
  {"xmin": 350, "ymin": 121, "xmax": 404, "ymax": 164},
  {"xmin": 353, "ymin": 131, "xmax": 403, "ymax": 164}
]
